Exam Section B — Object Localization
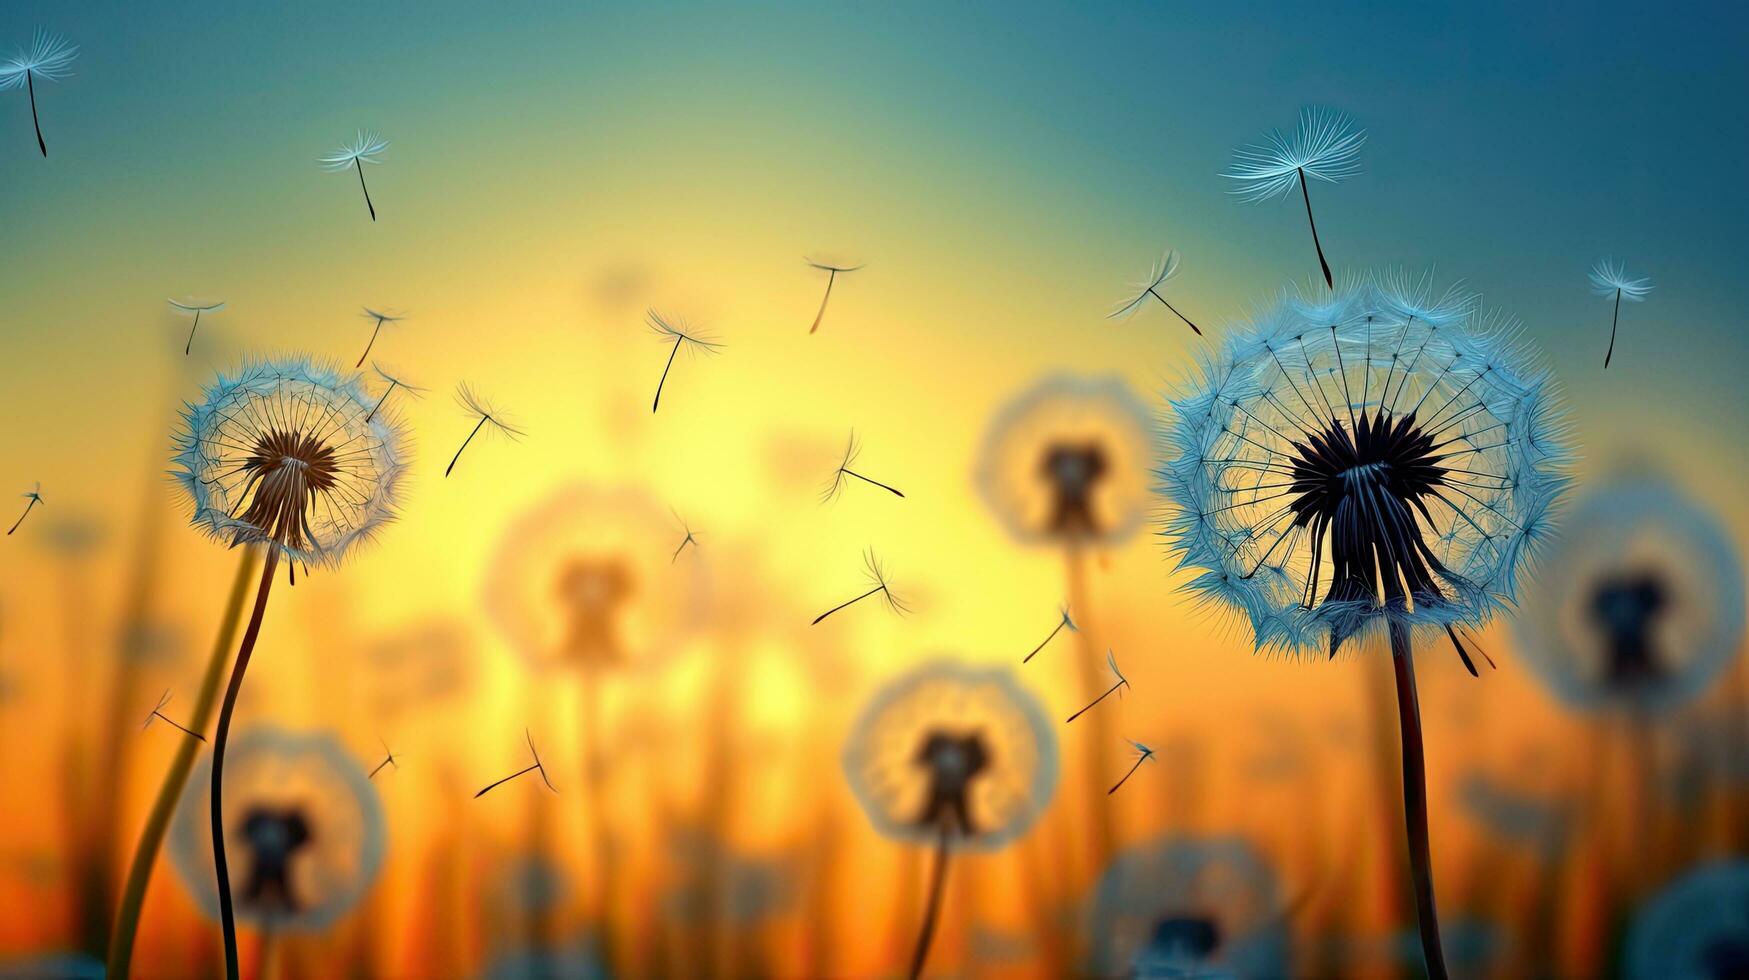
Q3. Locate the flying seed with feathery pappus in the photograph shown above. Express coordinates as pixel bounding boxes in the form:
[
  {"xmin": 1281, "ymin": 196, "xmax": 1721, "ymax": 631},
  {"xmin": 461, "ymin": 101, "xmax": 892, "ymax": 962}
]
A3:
[
  {"xmin": 647, "ymin": 309, "xmax": 723, "ymax": 413},
  {"xmin": 446, "ymin": 383, "xmax": 525, "ymax": 477},
  {"xmin": 0, "ymin": 29, "xmax": 77, "ymax": 157},
  {"xmin": 319, "ymin": 130, "xmax": 389, "ymax": 221}
]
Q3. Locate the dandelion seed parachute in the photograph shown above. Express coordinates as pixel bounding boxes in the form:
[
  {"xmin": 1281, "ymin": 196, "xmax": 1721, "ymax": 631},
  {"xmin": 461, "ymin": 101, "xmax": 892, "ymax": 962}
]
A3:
[
  {"xmin": 167, "ymin": 727, "xmax": 386, "ymax": 932},
  {"xmin": 1587, "ymin": 259, "xmax": 1653, "ymax": 368},
  {"xmin": 1225, "ymin": 108, "xmax": 1365, "ymax": 289},
  {"xmin": 1087, "ymin": 834, "xmax": 1291, "ymax": 979},
  {"xmin": 0, "ymin": 29, "xmax": 78, "ymax": 156},
  {"xmin": 1512, "ymin": 478, "xmax": 1744, "ymax": 716},
  {"xmin": 1623, "ymin": 861, "xmax": 1749, "ymax": 980}
]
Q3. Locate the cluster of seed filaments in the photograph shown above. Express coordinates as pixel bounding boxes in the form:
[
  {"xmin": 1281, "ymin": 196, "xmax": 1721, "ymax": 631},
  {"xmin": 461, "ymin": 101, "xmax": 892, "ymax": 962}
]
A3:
[{"xmin": 229, "ymin": 429, "xmax": 342, "ymax": 552}]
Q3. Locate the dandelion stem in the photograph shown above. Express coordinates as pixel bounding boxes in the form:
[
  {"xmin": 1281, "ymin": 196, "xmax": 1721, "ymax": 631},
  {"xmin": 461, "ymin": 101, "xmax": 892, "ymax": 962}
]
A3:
[
  {"xmin": 212, "ymin": 548, "xmax": 282, "ymax": 980},
  {"xmin": 1146, "ymin": 288, "xmax": 1202, "ymax": 336},
  {"xmin": 1109, "ymin": 754, "xmax": 1148, "ymax": 794},
  {"xmin": 907, "ymin": 821, "xmax": 952, "ymax": 980},
  {"xmin": 357, "ymin": 317, "xmax": 385, "ymax": 368},
  {"xmin": 1022, "ymin": 618, "xmax": 1067, "ymax": 664},
  {"xmin": 28, "ymin": 71, "xmax": 45, "ymax": 157},
  {"xmin": 185, "ymin": 310, "xmax": 202, "ymax": 356},
  {"xmin": 7, "ymin": 498, "xmax": 38, "ymax": 535},
  {"xmin": 1390, "ymin": 620, "xmax": 1448, "ymax": 980},
  {"xmin": 1066, "ymin": 679, "xmax": 1125, "ymax": 723},
  {"xmin": 1298, "ymin": 168, "xmax": 1334, "ymax": 290},
  {"xmin": 446, "ymin": 416, "xmax": 488, "ymax": 477},
  {"xmin": 108, "ymin": 547, "xmax": 260, "ymax": 980},
  {"xmin": 809, "ymin": 270, "xmax": 837, "ymax": 335},
  {"xmin": 355, "ymin": 158, "xmax": 376, "ymax": 221},
  {"xmin": 652, "ymin": 337, "xmax": 681, "ymax": 413},
  {"xmin": 811, "ymin": 585, "xmax": 882, "ymax": 626},
  {"xmin": 844, "ymin": 469, "xmax": 905, "ymax": 498},
  {"xmin": 1604, "ymin": 288, "xmax": 1622, "ymax": 369},
  {"xmin": 366, "ymin": 382, "xmax": 397, "ymax": 424}
]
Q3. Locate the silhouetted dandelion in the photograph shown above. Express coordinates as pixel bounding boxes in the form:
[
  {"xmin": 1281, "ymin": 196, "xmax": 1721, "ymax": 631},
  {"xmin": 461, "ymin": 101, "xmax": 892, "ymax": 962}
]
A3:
[
  {"xmin": 821, "ymin": 430, "xmax": 905, "ymax": 502},
  {"xmin": 1088, "ymin": 834, "xmax": 1292, "ymax": 979},
  {"xmin": 319, "ymin": 130, "xmax": 389, "ymax": 221},
  {"xmin": 447, "ymin": 383, "xmax": 524, "ymax": 476},
  {"xmin": 1514, "ymin": 478, "xmax": 1743, "ymax": 716},
  {"xmin": 355, "ymin": 307, "xmax": 405, "ymax": 367},
  {"xmin": 843, "ymin": 661, "xmax": 1058, "ymax": 980},
  {"xmin": 1157, "ymin": 275, "xmax": 1571, "ymax": 979},
  {"xmin": 168, "ymin": 727, "xmax": 386, "ymax": 943},
  {"xmin": 141, "ymin": 690, "xmax": 205, "ymax": 742},
  {"xmin": 1108, "ymin": 250, "xmax": 1202, "ymax": 335},
  {"xmin": 475, "ymin": 729, "xmax": 557, "ymax": 798},
  {"xmin": 810, "ymin": 548, "xmax": 910, "ymax": 625},
  {"xmin": 1066, "ymin": 649, "xmax": 1130, "ymax": 722},
  {"xmin": 1623, "ymin": 860, "xmax": 1749, "ymax": 980},
  {"xmin": 366, "ymin": 363, "xmax": 425, "ymax": 423},
  {"xmin": 172, "ymin": 356, "xmax": 409, "ymax": 979},
  {"xmin": 1108, "ymin": 739, "xmax": 1156, "ymax": 795},
  {"xmin": 647, "ymin": 310, "xmax": 723, "ymax": 413},
  {"xmin": 805, "ymin": 258, "xmax": 863, "ymax": 334},
  {"xmin": 1588, "ymin": 259, "xmax": 1652, "ymax": 369},
  {"xmin": 1225, "ymin": 108, "xmax": 1365, "ymax": 289},
  {"xmin": 168, "ymin": 299, "xmax": 226, "ymax": 356},
  {"xmin": 8, "ymin": 482, "xmax": 43, "ymax": 536},
  {"xmin": 1021, "ymin": 605, "xmax": 1076, "ymax": 663},
  {"xmin": 0, "ymin": 30, "xmax": 77, "ymax": 157}
]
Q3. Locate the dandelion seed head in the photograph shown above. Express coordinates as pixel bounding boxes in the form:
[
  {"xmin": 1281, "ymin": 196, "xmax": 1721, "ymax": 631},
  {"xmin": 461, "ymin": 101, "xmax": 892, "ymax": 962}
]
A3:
[
  {"xmin": 843, "ymin": 661, "xmax": 1056, "ymax": 852},
  {"xmin": 978, "ymin": 375, "xmax": 1154, "ymax": 547},
  {"xmin": 1512, "ymin": 478, "xmax": 1743, "ymax": 715},
  {"xmin": 318, "ymin": 130, "xmax": 389, "ymax": 171},
  {"xmin": 1107, "ymin": 250, "xmax": 1182, "ymax": 322},
  {"xmin": 168, "ymin": 727, "xmax": 385, "ymax": 932},
  {"xmin": 1624, "ymin": 861, "xmax": 1749, "ymax": 980},
  {"xmin": 0, "ymin": 30, "xmax": 78, "ymax": 88},
  {"xmin": 1589, "ymin": 259, "xmax": 1653, "ymax": 301},
  {"xmin": 1224, "ymin": 107, "xmax": 1365, "ymax": 203},
  {"xmin": 172, "ymin": 356, "xmax": 410, "ymax": 568},
  {"xmin": 1156, "ymin": 274, "xmax": 1572, "ymax": 659}
]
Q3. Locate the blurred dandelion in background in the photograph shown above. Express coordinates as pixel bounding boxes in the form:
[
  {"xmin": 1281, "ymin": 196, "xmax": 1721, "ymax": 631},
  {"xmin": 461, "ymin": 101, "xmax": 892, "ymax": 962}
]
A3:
[
  {"xmin": 167, "ymin": 299, "xmax": 227, "ymax": 356},
  {"xmin": 167, "ymin": 728, "xmax": 386, "ymax": 940},
  {"xmin": 1086, "ymin": 834, "xmax": 1292, "ymax": 979},
  {"xmin": 319, "ymin": 131, "xmax": 390, "ymax": 221},
  {"xmin": 0, "ymin": 29, "xmax": 77, "ymax": 157},
  {"xmin": 355, "ymin": 307, "xmax": 406, "ymax": 367},
  {"xmin": 646, "ymin": 309, "xmax": 724, "ymax": 413},
  {"xmin": 447, "ymin": 383, "xmax": 525, "ymax": 477},
  {"xmin": 1157, "ymin": 275, "xmax": 1571, "ymax": 977},
  {"xmin": 842, "ymin": 660, "xmax": 1058, "ymax": 978},
  {"xmin": 804, "ymin": 257, "xmax": 863, "ymax": 335},
  {"xmin": 1588, "ymin": 260, "xmax": 1653, "ymax": 369},
  {"xmin": 1107, "ymin": 250, "xmax": 1202, "ymax": 335},
  {"xmin": 479, "ymin": 942, "xmax": 610, "ymax": 980},
  {"xmin": 1224, "ymin": 108, "xmax": 1365, "ymax": 289},
  {"xmin": 1624, "ymin": 860, "xmax": 1749, "ymax": 980}
]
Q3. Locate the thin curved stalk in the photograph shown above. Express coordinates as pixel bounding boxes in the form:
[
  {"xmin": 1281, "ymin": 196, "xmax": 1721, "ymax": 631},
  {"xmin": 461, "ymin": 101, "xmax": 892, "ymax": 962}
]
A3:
[
  {"xmin": 652, "ymin": 337, "xmax": 681, "ymax": 413},
  {"xmin": 185, "ymin": 310, "xmax": 202, "ymax": 356},
  {"xmin": 108, "ymin": 547, "xmax": 261, "ymax": 980},
  {"xmin": 355, "ymin": 159, "xmax": 376, "ymax": 221},
  {"xmin": 28, "ymin": 71, "xmax": 46, "ymax": 157},
  {"xmin": 212, "ymin": 548, "xmax": 282, "ymax": 980},
  {"xmin": 809, "ymin": 271, "xmax": 837, "ymax": 335},
  {"xmin": 1390, "ymin": 620, "xmax": 1448, "ymax": 980},
  {"xmin": 1299, "ymin": 168, "xmax": 1334, "ymax": 290},
  {"xmin": 907, "ymin": 822, "xmax": 952, "ymax": 980},
  {"xmin": 1603, "ymin": 289, "xmax": 1622, "ymax": 368}
]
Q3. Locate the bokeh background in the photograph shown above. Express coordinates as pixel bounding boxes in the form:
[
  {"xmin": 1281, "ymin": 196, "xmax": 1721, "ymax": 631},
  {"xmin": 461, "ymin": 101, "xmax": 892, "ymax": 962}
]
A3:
[{"xmin": 1, "ymin": 1, "xmax": 1746, "ymax": 977}]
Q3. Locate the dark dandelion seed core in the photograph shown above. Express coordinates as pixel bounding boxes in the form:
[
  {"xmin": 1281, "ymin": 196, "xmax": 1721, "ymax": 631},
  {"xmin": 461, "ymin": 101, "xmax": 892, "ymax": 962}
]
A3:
[
  {"xmin": 1284, "ymin": 410, "xmax": 1466, "ymax": 655},
  {"xmin": 239, "ymin": 806, "xmax": 313, "ymax": 915},
  {"xmin": 912, "ymin": 729, "xmax": 990, "ymax": 836},
  {"xmin": 1142, "ymin": 915, "xmax": 1223, "ymax": 964},
  {"xmin": 553, "ymin": 556, "xmax": 634, "ymax": 667},
  {"xmin": 1587, "ymin": 571, "xmax": 1670, "ymax": 693},
  {"xmin": 1039, "ymin": 441, "xmax": 1109, "ymax": 537},
  {"xmin": 232, "ymin": 429, "xmax": 344, "ymax": 553}
]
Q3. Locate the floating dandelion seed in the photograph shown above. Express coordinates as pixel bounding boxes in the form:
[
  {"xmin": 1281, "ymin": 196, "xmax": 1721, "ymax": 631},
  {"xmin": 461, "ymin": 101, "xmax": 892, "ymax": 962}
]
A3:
[
  {"xmin": 447, "ymin": 383, "xmax": 525, "ymax": 477},
  {"xmin": 842, "ymin": 661, "xmax": 1057, "ymax": 980},
  {"xmin": 647, "ymin": 309, "xmax": 723, "ymax": 413},
  {"xmin": 1514, "ymin": 478, "xmax": 1743, "ymax": 717},
  {"xmin": 1089, "ymin": 834, "xmax": 1292, "ymax": 979},
  {"xmin": 1107, "ymin": 250, "xmax": 1202, "ymax": 335},
  {"xmin": 8, "ymin": 483, "xmax": 43, "ymax": 536},
  {"xmin": 1588, "ymin": 260, "xmax": 1652, "ymax": 369},
  {"xmin": 168, "ymin": 727, "xmax": 386, "ymax": 936},
  {"xmin": 168, "ymin": 300, "xmax": 227, "ymax": 356},
  {"xmin": 1624, "ymin": 860, "xmax": 1749, "ymax": 980},
  {"xmin": 805, "ymin": 258, "xmax": 863, "ymax": 335},
  {"xmin": 1224, "ymin": 108, "xmax": 1365, "ymax": 289},
  {"xmin": 810, "ymin": 548, "xmax": 910, "ymax": 625},
  {"xmin": 1108, "ymin": 739, "xmax": 1156, "ymax": 795},
  {"xmin": 475, "ymin": 729, "xmax": 557, "ymax": 798},
  {"xmin": 172, "ymin": 357, "xmax": 409, "ymax": 979},
  {"xmin": 1021, "ymin": 605, "xmax": 1076, "ymax": 663},
  {"xmin": 367, "ymin": 737, "xmax": 399, "ymax": 779},
  {"xmin": 821, "ymin": 430, "xmax": 906, "ymax": 502},
  {"xmin": 670, "ymin": 510, "xmax": 699, "ymax": 563},
  {"xmin": 318, "ymin": 130, "xmax": 389, "ymax": 221},
  {"xmin": 0, "ymin": 30, "xmax": 77, "ymax": 157},
  {"xmin": 142, "ymin": 690, "xmax": 205, "ymax": 742},
  {"xmin": 1067, "ymin": 649, "xmax": 1130, "ymax": 723},
  {"xmin": 366, "ymin": 362, "xmax": 426, "ymax": 423},
  {"xmin": 1157, "ymin": 275, "xmax": 1571, "ymax": 979},
  {"xmin": 355, "ymin": 308, "xmax": 405, "ymax": 367}
]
